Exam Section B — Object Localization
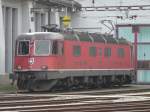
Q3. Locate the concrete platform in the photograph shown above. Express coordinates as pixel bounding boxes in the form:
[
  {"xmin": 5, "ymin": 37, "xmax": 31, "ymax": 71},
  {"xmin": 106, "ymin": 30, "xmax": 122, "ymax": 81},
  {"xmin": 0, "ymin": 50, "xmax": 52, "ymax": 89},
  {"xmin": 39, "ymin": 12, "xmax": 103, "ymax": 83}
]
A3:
[{"xmin": 0, "ymin": 74, "xmax": 11, "ymax": 85}]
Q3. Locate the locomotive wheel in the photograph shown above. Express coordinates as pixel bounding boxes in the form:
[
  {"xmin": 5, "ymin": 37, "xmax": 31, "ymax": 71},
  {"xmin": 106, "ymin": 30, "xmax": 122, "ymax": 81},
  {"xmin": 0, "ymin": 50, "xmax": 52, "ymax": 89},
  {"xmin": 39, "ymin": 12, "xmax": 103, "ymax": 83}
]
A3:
[
  {"xmin": 101, "ymin": 76, "xmax": 112, "ymax": 88},
  {"xmin": 17, "ymin": 77, "xmax": 28, "ymax": 91},
  {"xmin": 114, "ymin": 75, "xmax": 124, "ymax": 87},
  {"xmin": 30, "ymin": 80, "xmax": 58, "ymax": 92}
]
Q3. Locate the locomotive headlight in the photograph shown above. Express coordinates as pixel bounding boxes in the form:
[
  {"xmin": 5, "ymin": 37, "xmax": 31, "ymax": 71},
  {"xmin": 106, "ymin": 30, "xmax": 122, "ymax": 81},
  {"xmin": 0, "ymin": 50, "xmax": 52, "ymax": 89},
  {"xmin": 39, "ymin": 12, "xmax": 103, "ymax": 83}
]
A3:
[
  {"xmin": 28, "ymin": 58, "xmax": 34, "ymax": 65},
  {"xmin": 41, "ymin": 65, "xmax": 48, "ymax": 70},
  {"xmin": 17, "ymin": 65, "xmax": 22, "ymax": 70}
]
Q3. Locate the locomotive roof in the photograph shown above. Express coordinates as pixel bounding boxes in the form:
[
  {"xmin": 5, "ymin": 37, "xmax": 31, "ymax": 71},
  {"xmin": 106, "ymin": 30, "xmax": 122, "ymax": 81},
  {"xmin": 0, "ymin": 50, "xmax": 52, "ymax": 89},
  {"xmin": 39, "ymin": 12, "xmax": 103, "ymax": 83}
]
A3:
[
  {"xmin": 17, "ymin": 32, "xmax": 129, "ymax": 45},
  {"xmin": 17, "ymin": 32, "xmax": 64, "ymax": 40},
  {"xmin": 62, "ymin": 32, "xmax": 129, "ymax": 45}
]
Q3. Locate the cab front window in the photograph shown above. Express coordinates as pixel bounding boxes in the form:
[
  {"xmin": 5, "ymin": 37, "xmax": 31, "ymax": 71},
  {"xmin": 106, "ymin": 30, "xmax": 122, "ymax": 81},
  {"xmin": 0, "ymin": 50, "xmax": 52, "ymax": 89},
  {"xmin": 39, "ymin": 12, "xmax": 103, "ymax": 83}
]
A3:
[
  {"xmin": 17, "ymin": 41, "xmax": 29, "ymax": 55},
  {"xmin": 35, "ymin": 40, "xmax": 63, "ymax": 56},
  {"xmin": 35, "ymin": 40, "xmax": 51, "ymax": 55}
]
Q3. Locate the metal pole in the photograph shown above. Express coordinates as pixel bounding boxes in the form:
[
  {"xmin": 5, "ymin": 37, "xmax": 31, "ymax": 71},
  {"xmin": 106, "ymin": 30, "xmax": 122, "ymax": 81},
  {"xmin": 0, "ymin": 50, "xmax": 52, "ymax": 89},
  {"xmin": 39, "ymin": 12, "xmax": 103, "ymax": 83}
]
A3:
[
  {"xmin": 133, "ymin": 26, "xmax": 139, "ymax": 83},
  {"xmin": 48, "ymin": 10, "xmax": 51, "ymax": 25},
  {"xmin": 134, "ymin": 31, "xmax": 138, "ymax": 71}
]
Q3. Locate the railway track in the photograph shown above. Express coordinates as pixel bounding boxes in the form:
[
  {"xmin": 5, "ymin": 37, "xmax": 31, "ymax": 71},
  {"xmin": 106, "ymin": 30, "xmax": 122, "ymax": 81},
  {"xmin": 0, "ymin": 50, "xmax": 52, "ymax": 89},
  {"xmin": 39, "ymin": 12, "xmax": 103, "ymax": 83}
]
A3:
[
  {"xmin": 1, "ymin": 86, "xmax": 150, "ymax": 112},
  {"xmin": 57, "ymin": 85, "xmax": 150, "ymax": 95}
]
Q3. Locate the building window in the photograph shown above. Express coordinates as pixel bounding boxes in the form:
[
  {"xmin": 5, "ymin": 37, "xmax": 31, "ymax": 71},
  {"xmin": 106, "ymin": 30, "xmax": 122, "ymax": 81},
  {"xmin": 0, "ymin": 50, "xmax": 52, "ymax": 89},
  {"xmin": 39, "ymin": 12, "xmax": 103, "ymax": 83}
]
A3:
[
  {"xmin": 99, "ymin": 48, "xmax": 102, "ymax": 56},
  {"xmin": 118, "ymin": 48, "xmax": 124, "ymax": 57},
  {"xmin": 89, "ymin": 47, "xmax": 96, "ymax": 57},
  {"xmin": 73, "ymin": 45, "xmax": 81, "ymax": 56},
  {"xmin": 104, "ymin": 48, "xmax": 111, "ymax": 57}
]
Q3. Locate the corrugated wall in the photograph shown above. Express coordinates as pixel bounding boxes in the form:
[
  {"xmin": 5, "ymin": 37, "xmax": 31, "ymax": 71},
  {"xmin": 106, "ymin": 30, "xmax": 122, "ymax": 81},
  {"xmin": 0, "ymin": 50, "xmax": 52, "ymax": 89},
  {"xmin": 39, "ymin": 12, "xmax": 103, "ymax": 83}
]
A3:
[
  {"xmin": 138, "ymin": 44, "xmax": 150, "ymax": 60},
  {"xmin": 0, "ymin": 0, "xmax": 5, "ymax": 74},
  {"xmin": 137, "ymin": 70, "xmax": 150, "ymax": 83},
  {"xmin": 118, "ymin": 26, "xmax": 150, "ymax": 84},
  {"xmin": 138, "ymin": 27, "xmax": 150, "ymax": 42},
  {"xmin": 118, "ymin": 27, "xmax": 134, "ymax": 42}
]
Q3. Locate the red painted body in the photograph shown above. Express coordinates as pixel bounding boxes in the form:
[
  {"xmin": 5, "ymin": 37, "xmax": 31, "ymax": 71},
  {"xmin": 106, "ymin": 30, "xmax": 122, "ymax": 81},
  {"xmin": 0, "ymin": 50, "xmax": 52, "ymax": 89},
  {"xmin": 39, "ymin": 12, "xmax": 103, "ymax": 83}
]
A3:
[
  {"xmin": 14, "ymin": 32, "xmax": 134, "ymax": 91},
  {"xmin": 14, "ymin": 40, "xmax": 133, "ymax": 71}
]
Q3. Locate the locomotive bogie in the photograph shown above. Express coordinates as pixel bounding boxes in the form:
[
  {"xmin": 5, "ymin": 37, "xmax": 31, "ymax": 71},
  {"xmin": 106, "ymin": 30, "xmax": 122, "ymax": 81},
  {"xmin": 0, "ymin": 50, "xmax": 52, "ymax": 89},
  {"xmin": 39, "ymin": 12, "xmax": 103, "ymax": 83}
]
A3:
[{"xmin": 16, "ymin": 70, "xmax": 133, "ymax": 91}]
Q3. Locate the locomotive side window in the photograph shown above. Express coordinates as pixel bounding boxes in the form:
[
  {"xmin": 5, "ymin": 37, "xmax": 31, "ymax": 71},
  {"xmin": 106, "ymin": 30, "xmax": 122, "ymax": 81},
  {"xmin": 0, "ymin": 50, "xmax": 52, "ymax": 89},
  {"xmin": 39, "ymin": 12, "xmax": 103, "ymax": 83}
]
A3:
[
  {"xmin": 89, "ymin": 47, "xmax": 96, "ymax": 57},
  {"xmin": 52, "ymin": 41, "xmax": 58, "ymax": 55},
  {"xmin": 118, "ymin": 48, "xmax": 124, "ymax": 57},
  {"xmin": 35, "ymin": 40, "xmax": 51, "ymax": 55},
  {"xmin": 104, "ymin": 48, "xmax": 111, "ymax": 57},
  {"xmin": 18, "ymin": 41, "xmax": 29, "ymax": 55},
  {"xmin": 73, "ymin": 46, "xmax": 81, "ymax": 56},
  {"xmin": 52, "ymin": 41, "xmax": 63, "ymax": 55},
  {"xmin": 58, "ymin": 41, "xmax": 64, "ymax": 55}
]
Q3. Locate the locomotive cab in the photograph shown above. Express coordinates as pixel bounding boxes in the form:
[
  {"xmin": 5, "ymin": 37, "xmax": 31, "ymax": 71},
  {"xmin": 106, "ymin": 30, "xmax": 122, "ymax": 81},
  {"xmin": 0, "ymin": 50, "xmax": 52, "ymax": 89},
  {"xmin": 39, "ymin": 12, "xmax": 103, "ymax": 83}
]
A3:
[{"xmin": 15, "ymin": 32, "xmax": 64, "ymax": 71}]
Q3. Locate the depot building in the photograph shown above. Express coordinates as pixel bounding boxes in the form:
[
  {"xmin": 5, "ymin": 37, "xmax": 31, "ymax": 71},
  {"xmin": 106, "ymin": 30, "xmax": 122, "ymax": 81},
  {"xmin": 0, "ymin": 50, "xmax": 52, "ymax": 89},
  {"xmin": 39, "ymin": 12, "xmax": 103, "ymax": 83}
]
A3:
[{"xmin": 0, "ymin": 0, "xmax": 81, "ymax": 75}]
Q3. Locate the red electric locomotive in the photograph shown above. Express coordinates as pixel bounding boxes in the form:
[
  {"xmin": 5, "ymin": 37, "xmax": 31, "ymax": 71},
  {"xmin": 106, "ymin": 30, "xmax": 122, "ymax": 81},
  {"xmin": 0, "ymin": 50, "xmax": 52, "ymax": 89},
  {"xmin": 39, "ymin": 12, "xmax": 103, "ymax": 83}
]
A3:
[{"xmin": 14, "ymin": 31, "xmax": 134, "ymax": 91}]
